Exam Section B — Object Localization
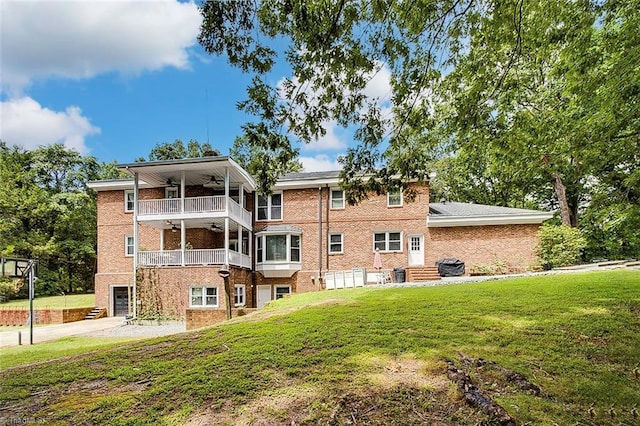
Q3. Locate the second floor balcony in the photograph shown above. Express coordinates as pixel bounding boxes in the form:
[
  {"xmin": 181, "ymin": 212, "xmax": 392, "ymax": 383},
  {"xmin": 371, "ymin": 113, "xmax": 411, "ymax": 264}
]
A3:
[
  {"xmin": 138, "ymin": 248, "xmax": 251, "ymax": 269},
  {"xmin": 137, "ymin": 195, "xmax": 252, "ymax": 229}
]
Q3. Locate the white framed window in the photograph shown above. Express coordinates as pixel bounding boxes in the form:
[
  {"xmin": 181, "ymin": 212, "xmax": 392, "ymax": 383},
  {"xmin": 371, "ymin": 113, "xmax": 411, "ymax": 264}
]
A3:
[
  {"xmin": 165, "ymin": 187, "xmax": 179, "ymax": 199},
  {"xmin": 329, "ymin": 233, "xmax": 344, "ymax": 254},
  {"xmin": 275, "ymin": 285, "xmax": 291, "ymax": 300},
  {"xmin": 257, "ymin": 192, "xmax": 283, "ymax": 221},
  {"xmin": 330, "ymin": 189, "xmax": 345, "ymax": 209},
  {"xmin": 125, "ymin": 235, "xmax": 134, "ymax": 256},
  {"xmin": 256, "ymin": 233, "xmax": 302, "ymax": 264},
  {"xmin": 190, "ymin": 286, "xmax": 218, "ymax": 307},
  {"xmin": 124, "ymin": 190, "xmax": 134, "ymax": 212},
  {"xmin": 387, "ymin": 188, "xmax": 403, "ymax": 207},
  {"xmin": 373, "ymin": 231, "xmax": 402, "ymax": 252},
  {"xmin": 234, "ymin": 285, "xmax": 245, "ymax": 307}
]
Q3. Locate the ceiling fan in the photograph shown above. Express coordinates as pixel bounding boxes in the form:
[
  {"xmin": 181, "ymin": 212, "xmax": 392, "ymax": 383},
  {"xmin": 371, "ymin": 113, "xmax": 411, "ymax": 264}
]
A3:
[
  {"xmin": 203, "ymin": 175, "xmax": 221, "ymax": 187},
  {"xmin": 210, "ymin": 223, "xmax": 223, "ymax": 233},
  {"xmin": 166, "ymin": 220, "xmax": 179, "ymax": 233}
]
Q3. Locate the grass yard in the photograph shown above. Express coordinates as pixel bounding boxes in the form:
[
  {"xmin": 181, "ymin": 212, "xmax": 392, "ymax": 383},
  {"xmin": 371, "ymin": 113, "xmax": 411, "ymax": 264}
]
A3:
[
  {"xmin": 0, "ymin": 293, "xmax": 95, "ymax": 309},
  {"xmin": 1, "ymin": 270, "xmax": 638, "ymax": 425},
  {"xmin": 0, "ymin": 336, "xmax": 140, "ymax": 370}
]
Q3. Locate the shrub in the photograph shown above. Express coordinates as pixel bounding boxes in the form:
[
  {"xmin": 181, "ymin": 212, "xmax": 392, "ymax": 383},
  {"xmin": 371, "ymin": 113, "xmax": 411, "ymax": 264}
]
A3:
[
  {"xmin": 536, "ymin": 224, "xmax": 587, "ymax": 269},
  {"xmin": 0, "ymin": 277, "xmax": 18, "ymax": 302}
]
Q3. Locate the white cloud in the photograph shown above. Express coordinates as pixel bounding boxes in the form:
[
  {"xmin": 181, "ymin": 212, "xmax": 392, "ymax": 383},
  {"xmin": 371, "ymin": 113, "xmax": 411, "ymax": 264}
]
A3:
[
  {"xmin": 363, "ymin": 61, "xmax": 393, "ymax": 102},
  {"xmin": 0, "ymin": 97, "xmax": 100, "ymax": 153},
  {"xmin": 300, "ymin": 154, "xmax": 342, "ymax": 172},
  {"xmin": 0, "ymin": 0, "xmax": 202, "ymax": 93},
  {"xmin": 303, "ymin": 120, "xmax": 347, "ymax": 151}
]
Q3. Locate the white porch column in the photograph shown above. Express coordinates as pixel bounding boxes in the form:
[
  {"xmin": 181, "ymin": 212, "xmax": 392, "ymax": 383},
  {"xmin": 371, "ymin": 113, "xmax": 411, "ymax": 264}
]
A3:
[
  {"xmin": 132, "ymin": 172, "xmax": 139, "ymax": 318},
  {"xmin": 180, "ymin": 171, "xmax": 186, "ymax": 213},
  {"xmin": 224, "ymin": 217, "xmax": 230, "ymax": 266},
  {"xmin": 180, "ymin": 219, "xmax": 186, "ymax": 266}
]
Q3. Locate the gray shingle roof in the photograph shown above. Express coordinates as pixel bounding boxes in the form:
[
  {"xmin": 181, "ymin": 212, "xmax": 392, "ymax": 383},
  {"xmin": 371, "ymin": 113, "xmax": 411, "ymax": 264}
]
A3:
[
  {"xmin": 280, "ymin": 170, "xmax": 341, "ymax": 181},
  {"xmin": 429, "ymin": 202, "xmax": 549, "ymax": 217}
]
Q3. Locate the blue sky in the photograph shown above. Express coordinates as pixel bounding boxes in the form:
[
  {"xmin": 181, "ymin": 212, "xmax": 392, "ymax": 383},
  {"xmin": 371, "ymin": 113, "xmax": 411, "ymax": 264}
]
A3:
[{"xmin": 0, "ymin": 0, "xmax": 360, "ymax": 171}]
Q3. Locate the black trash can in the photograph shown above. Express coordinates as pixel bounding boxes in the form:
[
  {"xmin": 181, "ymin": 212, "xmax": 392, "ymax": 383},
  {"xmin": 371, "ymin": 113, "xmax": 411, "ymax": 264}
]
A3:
[
  {"xmin": 393, "ymin": 267, "xmax": 406, "ymax": 283},
  {"xmin": 436, "ymin": 258, "xmax": 465, "ymax": 277}
]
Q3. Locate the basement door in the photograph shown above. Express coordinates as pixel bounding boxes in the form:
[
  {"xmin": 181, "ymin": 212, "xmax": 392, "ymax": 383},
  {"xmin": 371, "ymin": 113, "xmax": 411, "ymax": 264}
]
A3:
[
  {"xmin": 257, "ymin": 285, "xmax": 272, "ymax": 309},
  {"xmin": 113, "ymin": 286, "xmax": 130, "ymax": 316},
  {"xmin": 408, "ymin": 234, "xmax": 424, "ymax": 267}
]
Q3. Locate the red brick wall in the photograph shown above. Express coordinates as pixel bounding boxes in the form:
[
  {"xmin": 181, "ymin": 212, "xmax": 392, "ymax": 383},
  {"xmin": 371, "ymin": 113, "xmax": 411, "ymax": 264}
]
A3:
[
  {"xmin": 136, "ymin": 265, "xmax": 253, "ymax": 319},
  {"xmin": 425, "ymin": 224, "xmax": 541, "ymax": 273},
  {"xmin": 186, "ymin": 307, "xmax": 256, "ymax": 330},
  {"xmin": 0, "ymin": 307, "xmax": 94, "ymax": 325},
  {"xmin": 255, "ymin": 183, "xmax": 430, "ymax": 292}
]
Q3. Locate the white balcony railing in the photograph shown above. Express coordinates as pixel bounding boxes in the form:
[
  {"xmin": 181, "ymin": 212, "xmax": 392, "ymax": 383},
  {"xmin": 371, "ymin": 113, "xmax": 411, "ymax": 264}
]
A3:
[
  {"xmin": 184, "ymin": 196, "xmax": 225, "ymax": 213},
  {"xmin": 138, "ymin": 249, "xmax": 249, "ymax": 268},
  {"xmin": 228, "ymin": 198, "xmax": 252, "ymax": 225},
  {"xmin": 138, "ymin": 250, "xmax": 182, "ymax": 266},
  {"xmin": 139, "ymin": 198, "xmax": 181, "ymax": 216},
  {"xmin": 184, "ymin": 249, "xmax": 226, "ymax": 265},
  {"xmin": 137, "ymin": 196, "xmax": 251, "ymax": 225}
]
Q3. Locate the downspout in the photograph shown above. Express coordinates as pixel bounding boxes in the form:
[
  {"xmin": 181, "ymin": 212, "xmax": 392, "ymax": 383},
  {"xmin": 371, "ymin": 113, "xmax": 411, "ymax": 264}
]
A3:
[
  {"xmin": 317, "ymin": 187, "xmax": 322, "ymax": 286},
  {"xmin": 132, "ymin": 171, "xmax": 139, "ymax": 318},
  {"xmin": 326, "ymin": 184, "xmax": 330, "ymax": 271}
]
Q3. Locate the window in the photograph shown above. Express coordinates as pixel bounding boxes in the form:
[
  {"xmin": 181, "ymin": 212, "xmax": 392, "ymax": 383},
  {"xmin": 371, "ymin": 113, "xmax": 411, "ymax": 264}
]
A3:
[
  {"xmin": 256, "ymin": 234, "xmax": 302, "ymax": 263},
  {"xmin": 257, "ymin": 236, "xmax": 263, "ymax": 263},
  {"xmin": 329, "ymin": 233, "xmax": 343, "ymax": 254},
  {"xmin": 257, "ymin": 193, "xmax": 282, "ymax": 220},
  {"xmin": 190, "ymin": 286, "xmax": 218, "ymax": 307},
  {"xmin": 125, "ymin": 235, "xmax": 134, "ymax": 256},
  {"xmin": 291, "ymin": 235, "xmax": 300, "ymax": 262},
  {"xmin": 234, "ymin": 285, "xmax": 245, "ymax": 306},
  {"xmin": 275, "ymin": 285, "xmax": 291, "ymax": 300},
  {"xmin": 373, "ymin": 231, "xmax": 402, "ymax": 252},
  {"xmin": 330, "ymin": 189, "xmax": 345, "ymax": 209},
  {"xmin": 166, "ymin": 187, "xmax": 179, "ymax": 199},
  {"xmin": 124, "ymin": 190, "xmax": 134, "ymax": 212},
  {"xmin": 387, "ymin": 188, "xmax": 403, "ymax": 207},
  {"xmin": 266, "ymin": 235, "xmax": 287, "ymax": 261}
]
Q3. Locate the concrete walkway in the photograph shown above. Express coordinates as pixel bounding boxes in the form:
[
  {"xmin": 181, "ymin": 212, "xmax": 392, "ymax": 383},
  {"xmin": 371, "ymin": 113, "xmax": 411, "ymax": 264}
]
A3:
[{"xmin": 0, "ymin": 316, "xmax": 125, "ymax": 348}]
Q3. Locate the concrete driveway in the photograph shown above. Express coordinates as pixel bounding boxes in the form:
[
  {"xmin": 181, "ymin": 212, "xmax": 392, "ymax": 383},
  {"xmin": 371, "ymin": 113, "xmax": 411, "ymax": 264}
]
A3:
[{"xmin": 0, "ymin": 317, "xmax": 125, "ymax": 348}]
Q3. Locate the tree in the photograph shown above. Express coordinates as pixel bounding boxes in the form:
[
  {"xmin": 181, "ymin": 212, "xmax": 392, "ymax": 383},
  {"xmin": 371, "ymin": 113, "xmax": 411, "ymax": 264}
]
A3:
[
  {"xmin": 198, "ymin": 0, "xmax": 639, "ymax": 214},
  {"xmin": 136, "ymin": 139, "xmax": 216, "ymax": 161},
  {"xmin": 0, "ymin": 142, "xmax": 120, "ymax": 295},
  {"xmin": 230, "ymin": 135, "xmax": 302, "ymax": 194}
]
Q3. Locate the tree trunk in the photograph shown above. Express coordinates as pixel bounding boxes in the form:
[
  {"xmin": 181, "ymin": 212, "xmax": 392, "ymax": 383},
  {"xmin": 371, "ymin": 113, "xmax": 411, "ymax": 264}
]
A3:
[{"xmin": 553, "ymin": 172, "xmax": 573, "ymax": 226}]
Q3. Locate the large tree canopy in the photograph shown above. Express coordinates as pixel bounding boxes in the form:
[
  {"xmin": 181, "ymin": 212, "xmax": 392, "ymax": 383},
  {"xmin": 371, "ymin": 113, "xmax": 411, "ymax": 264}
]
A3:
[
  {"xmin": 199, "ymin": 0, "xmax": 639, "ymax": 258},
  {"xmin": 0, "ymin": 142, "xmax": 120, "ymax": 295},
  {"xmin": 198, "ymin": 0, "xmax": 638, "ymax": 204}
]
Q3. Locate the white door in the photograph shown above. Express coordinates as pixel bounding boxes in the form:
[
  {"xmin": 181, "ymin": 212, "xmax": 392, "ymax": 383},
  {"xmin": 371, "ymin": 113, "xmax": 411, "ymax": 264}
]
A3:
[
  {"xmin": 257, "ymin": 285, "xmax": 272, "ymax": 308},
  {"xmin": 408, "ymin": 234, "xmax": 424, "ymax": 266}
]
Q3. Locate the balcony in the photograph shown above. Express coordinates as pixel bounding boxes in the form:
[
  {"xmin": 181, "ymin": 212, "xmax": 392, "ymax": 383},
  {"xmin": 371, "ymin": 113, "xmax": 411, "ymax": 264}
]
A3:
[
  {"xmin": 138, "ymin": 249, "xmax": 251, "ymax": 268},
  {"xmin": 137, "ymin": 196, "xmax": 252, "ymax": 229}
]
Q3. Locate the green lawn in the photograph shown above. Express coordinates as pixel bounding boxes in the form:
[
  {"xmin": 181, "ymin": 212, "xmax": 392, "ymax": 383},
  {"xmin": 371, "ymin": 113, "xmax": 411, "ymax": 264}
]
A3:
[
  {"xmin": 1, "ymin": 270, "xmax": 638, "ymax": 425},
  {"xmin": 0, "ymin": 293, "xmax": 95, "ymax": 309},
  {"xmin": 0, "ymin": 336, "xmax": 140, "ymax": 369}
]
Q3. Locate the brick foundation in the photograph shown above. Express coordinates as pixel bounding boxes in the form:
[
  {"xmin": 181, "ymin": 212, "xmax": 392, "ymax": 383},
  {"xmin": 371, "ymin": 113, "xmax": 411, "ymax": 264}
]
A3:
[{"xmin": 186, "ymin": 307, "xmax": 257, "ymax": 330}]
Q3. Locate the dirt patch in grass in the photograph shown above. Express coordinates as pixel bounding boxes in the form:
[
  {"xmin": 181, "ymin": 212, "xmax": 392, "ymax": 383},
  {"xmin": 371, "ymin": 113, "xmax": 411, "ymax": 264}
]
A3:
[
  {"xmin": 185, "ymin": 384, "xmax": 321, "ymax": 426},
  {"xmin": 183, "ymin": 356, "xmax": 491, "ymax": 426}
]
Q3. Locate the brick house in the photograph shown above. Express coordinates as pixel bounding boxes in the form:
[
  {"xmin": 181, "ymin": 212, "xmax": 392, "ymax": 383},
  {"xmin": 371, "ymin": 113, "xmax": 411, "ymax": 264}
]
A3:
[{"xmin": 88, "ymin": 157, "xmax": 551, "ymax": 326}]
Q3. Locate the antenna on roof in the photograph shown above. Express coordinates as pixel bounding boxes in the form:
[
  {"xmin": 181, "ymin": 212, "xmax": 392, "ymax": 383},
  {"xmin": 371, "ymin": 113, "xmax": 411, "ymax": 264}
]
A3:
[{"xmin": 205, "ymin": 88, "xmax": 210, "ymax": 145}]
